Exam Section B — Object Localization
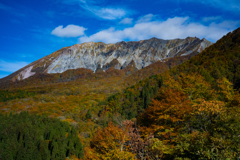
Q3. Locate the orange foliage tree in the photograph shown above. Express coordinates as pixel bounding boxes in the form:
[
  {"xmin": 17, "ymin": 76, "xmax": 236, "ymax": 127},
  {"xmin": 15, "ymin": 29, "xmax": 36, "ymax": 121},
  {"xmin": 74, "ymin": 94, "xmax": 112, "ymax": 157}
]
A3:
[
  {"xmin": 86, "ymin": 122, "xmax": 136, "ymax": 159},
  {"xmin": 138, "ymin": 89, "xmax": 193, "ymax": 158}
]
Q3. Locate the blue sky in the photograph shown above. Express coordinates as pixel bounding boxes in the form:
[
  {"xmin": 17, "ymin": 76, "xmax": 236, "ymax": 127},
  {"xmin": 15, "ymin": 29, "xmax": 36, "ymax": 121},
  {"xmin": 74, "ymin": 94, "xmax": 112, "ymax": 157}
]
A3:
[{"xmin": 0, "ymin": 0, "xmax": 240, "ymax": 78}]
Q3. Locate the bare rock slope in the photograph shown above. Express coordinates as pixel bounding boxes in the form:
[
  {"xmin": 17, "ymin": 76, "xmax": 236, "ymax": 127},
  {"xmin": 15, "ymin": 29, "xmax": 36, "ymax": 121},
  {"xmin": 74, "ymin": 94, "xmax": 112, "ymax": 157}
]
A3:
[{"xmin": 1, "ymin": 37, "xmax": 212, "ymax": 82}]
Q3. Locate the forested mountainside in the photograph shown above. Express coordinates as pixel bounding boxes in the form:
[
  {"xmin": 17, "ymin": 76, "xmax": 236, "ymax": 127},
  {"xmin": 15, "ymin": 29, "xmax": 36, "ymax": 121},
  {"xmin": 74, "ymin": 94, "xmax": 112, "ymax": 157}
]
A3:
[
  {"xmin": 0, "ymin": 27, "xmax": 240, "ymax": 160},
  {"xmin": 0, "ymin": 36, "xmax": 211, "ymax": 83},
  {"xmin": 87, "ymin": 27, "xmax": 240, "ymax": 159}
]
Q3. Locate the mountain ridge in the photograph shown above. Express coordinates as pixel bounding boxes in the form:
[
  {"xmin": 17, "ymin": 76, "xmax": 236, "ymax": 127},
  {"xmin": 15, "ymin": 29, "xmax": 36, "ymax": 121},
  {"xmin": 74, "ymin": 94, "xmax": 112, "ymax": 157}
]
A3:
[{"xmin": 0, "ymin": 37, "xmax": 212, "ymax": 83}]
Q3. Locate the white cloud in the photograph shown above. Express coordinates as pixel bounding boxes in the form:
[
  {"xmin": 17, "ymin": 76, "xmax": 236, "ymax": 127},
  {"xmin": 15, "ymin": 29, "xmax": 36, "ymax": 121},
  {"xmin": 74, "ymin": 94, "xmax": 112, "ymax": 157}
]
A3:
[
  {"xmin": 60, "ymin": 0, "xmax": 128, "ymax": 20},
  {"xmin": 203, "ymin": 16, "xmax": 222, "ymax": 22},
  {"xmin": 136, "ymin": 14, "xmax": 156, "ymax": 23},
  {"xmin": 78, "ymin": 16, "xmax": 239, "ymax": 43},
  {"xmin": 61, "ymin": 0, "xmax": 93, "ymax": 5},
  {"xmin": 83, "ymin": 3, "xmax": 127, "ymax": 20},
  {"xmin": 51, "ymin": 25, "xmax": 87, "ymax": 37},
  {"xmin": 210, "ymin": 20, "xmax": 239, "ymax": 30},
  {"xmin": 0, "ymin": 60, "xmax": 29, "ymax": 72},
  {"xmin": 89, "ymin": 7, "xmax": 126, "ymax": 20},
  {"xmin": 79, "ymin": 27, "xmax": 124, "ymax": 43},
  {"xmin": 120, "ymin": 18, "xmax": 133, "ymax": 24}
]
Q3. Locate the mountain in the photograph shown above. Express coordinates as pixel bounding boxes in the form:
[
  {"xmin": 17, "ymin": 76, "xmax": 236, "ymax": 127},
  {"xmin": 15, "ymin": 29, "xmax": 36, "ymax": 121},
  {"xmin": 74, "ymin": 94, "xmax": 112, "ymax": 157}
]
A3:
[
  {"xmin": 1, "ymin": 27, "xmax": 240, "ymax": 159},
  {"xmin": 0, "ymin": 34, "xmax": 216, "ymax": 159},
  {"xmin": 0, "ymin": 37, "xmax": 211, "ymax": 83},
  {"xmin": 103, "ymin": 27, "xmax": 240, "ymax": 119},
  {"xmin": 87, "ymin": 27, "xmax": 240, "ymax": 159}
]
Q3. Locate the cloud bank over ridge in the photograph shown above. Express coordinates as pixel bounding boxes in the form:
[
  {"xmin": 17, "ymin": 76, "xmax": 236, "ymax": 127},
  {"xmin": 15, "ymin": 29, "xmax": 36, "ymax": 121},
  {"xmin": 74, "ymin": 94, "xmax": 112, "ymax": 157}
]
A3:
[{"xmin": 77, "ymin": 16, "xmax": 239, "ymax": 43}]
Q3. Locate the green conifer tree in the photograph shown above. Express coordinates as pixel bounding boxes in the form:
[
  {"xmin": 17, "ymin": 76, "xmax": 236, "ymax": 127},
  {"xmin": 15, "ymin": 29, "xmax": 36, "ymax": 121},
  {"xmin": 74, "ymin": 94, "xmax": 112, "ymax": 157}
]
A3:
[{"xmin": 85, "ymin": 109, "xmax": 92, "ymax": 119}]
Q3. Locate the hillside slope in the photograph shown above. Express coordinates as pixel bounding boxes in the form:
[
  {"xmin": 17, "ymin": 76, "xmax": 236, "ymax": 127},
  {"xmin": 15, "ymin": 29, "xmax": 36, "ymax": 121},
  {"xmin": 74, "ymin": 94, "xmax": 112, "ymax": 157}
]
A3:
[
  {"xmin": 103, "ymin": 27, "xmax": 240, "ymax": 118},
  {"xmin": 90, "ymin": 27, "xmax": 240, "ymax": 159}
]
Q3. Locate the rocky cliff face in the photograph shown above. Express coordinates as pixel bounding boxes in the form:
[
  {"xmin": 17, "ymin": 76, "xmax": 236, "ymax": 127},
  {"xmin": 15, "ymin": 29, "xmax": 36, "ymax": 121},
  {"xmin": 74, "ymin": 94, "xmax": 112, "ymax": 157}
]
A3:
[{"xmin": 2, "ymin": 37, "xmax": 212, "ymax": 82}]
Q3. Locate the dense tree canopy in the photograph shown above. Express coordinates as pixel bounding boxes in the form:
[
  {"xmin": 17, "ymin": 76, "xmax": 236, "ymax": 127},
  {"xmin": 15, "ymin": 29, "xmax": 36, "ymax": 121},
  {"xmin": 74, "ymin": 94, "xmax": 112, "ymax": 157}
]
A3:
[{"xmin": 0, "ymin": 112, "xmax": 84, "ymax": 160}]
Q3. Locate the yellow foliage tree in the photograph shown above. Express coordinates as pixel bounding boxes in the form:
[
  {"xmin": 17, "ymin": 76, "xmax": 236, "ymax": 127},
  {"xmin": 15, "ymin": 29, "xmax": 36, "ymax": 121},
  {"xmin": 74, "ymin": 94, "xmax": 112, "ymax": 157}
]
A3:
[
  {"xmin": 193, "ymin": 99, "xmax": 225, "ymax": 115},
  {"xmin": 138, "ymin": 89, "xmax": 192, "ymax": 158},
  {"xmin": 163, "ymin": 73, "xmax": 217, "ymax": 100},
  {"xmin": 217, "ymin": 77, "xmax": 234, "ymax": 102},
  {"xmin": 85, "ymin": 122, "xmax": 136, "ymax": 160}
]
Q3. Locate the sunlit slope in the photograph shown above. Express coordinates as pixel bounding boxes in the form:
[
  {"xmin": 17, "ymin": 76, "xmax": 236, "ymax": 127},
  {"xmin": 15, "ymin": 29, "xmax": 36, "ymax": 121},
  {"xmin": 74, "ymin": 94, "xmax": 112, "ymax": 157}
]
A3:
[
  {"xmin": 85, "ymin": 27, "xmax": 240, "ymax": 159},
  {"xmin": 0, "ymin": 37, "xmax": 211, "ymax": 83}
]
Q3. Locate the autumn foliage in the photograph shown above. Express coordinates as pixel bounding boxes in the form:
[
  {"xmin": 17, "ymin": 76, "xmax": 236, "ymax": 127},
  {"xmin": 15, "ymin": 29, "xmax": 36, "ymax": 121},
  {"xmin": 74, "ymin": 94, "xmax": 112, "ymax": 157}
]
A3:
[
  {"xmin": 86, "ymin": 121, "xmax": 136, "ymax": 159},
  {"xmin": 1, "ymin": 28, "xmax": 240, "ymax": 159}
]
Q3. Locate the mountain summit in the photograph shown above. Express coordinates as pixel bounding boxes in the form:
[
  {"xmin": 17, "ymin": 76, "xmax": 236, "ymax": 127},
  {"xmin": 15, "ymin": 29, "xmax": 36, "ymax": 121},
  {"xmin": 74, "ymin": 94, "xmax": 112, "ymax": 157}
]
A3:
[{"xmin": 3, "ymin": 37, "xmax": 212, "ymax": 82}]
